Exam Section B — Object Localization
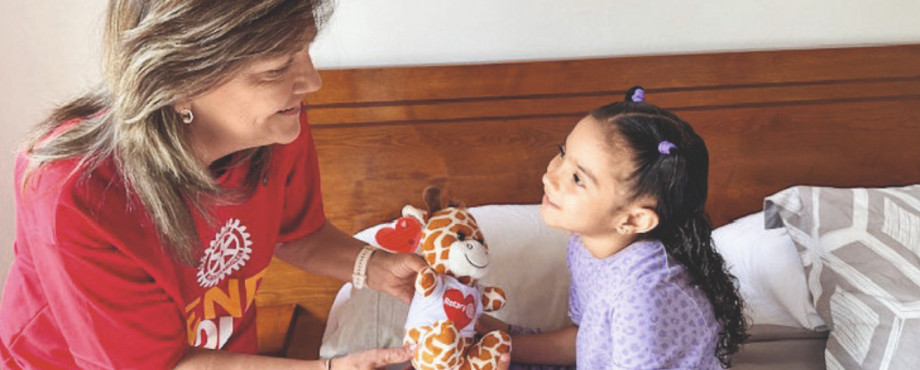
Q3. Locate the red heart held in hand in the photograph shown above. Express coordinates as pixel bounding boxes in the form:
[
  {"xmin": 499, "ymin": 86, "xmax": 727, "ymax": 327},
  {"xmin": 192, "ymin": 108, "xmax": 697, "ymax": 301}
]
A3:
[
  {"xmin": 374, "ymin": 216, "xmax": 422, "ymax": 254},
  {"xmin": 442, "ymin": 289, "xmax": 476, "ymax": 330}
]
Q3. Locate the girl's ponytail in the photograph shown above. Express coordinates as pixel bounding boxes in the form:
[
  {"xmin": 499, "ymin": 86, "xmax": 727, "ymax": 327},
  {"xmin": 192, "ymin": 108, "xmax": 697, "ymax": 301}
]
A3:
[
  {"xmin": 591, "ymin": 92, "xmax": 748, "ymax": 368},
  {"xmin": 659, "ymin": 212, "xmax": 748, "ymax": 367}
]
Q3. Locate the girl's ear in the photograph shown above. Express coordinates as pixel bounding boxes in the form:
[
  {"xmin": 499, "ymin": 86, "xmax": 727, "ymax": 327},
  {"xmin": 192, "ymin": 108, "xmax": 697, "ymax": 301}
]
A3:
[{"xmin": 616, "ymin": 205, "xmax": 659, "ymax": 235}]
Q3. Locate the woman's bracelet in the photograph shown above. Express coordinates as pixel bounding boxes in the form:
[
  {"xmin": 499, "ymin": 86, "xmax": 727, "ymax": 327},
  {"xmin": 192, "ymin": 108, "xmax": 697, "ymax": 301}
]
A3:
[{"xmin": 352, "ymin": 245, "xmax": 377, "ymax": 289}]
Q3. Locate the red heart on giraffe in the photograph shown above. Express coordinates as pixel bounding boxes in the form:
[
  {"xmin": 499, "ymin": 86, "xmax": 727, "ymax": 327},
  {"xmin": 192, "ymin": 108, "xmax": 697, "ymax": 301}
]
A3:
[
  {"xmin": 443, "ymin": 289, "xmax": 475, "ymax": 330},
  {"xmin": 374, "ymin": 216, "xmax": 422, "ymax": 254}
]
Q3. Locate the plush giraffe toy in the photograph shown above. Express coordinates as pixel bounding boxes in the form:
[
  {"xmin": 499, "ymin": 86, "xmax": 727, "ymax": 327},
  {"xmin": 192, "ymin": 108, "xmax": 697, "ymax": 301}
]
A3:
[{"xmin": 402, "ymin": 187, "xmax": 511, "ymax": 370}]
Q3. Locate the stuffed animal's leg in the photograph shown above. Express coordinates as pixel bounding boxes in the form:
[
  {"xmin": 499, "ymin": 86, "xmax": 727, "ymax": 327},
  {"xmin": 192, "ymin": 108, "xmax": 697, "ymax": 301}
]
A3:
[
  {"xmin": 462, "ymin": 330, "xmax": 511, "ymax": 370},
  {"xmin": 410, "ymin": 319, "xmax": 464, "ymax": 370},
  {"xmin": 404, "ymin": 325, "xmax": 428, "ymax": 347}
]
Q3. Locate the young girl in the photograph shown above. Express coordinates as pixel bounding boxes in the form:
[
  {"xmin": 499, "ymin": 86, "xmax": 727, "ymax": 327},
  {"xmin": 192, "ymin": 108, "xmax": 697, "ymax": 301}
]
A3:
[{"xmin": 478, "ymin": 87, "xmax": 748, "ymax": 369}]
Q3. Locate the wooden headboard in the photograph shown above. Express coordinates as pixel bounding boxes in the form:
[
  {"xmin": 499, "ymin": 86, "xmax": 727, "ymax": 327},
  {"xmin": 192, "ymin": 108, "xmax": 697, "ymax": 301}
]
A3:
[{"xmin": 255, "ymin": 44, "xmax": 920, "ymax": 358}]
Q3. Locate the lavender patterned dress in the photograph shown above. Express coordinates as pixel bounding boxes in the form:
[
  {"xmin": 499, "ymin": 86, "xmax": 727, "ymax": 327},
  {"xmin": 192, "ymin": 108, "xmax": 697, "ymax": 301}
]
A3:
[{"xmin": 512, "ymin": 235, "xmax": 721, "ymax": 369}]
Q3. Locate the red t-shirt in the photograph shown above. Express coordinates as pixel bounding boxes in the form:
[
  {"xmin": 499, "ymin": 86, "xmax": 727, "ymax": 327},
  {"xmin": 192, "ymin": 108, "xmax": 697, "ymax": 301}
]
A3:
[{"xmin": 0, "ymin": 110, "xmax": 326, "ymax": 369}]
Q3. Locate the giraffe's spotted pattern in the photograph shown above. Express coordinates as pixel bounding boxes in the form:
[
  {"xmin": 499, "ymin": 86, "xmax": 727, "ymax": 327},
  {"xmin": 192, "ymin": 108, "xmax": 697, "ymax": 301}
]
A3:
[{"xmin": 404, "ymin": 206, "xmax": 510, "ymax": 370}]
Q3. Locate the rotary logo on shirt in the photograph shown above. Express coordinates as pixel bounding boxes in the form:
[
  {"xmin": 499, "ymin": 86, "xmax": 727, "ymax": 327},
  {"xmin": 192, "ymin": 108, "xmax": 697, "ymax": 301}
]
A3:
[{"xmin": 197, "ymin": 218, "xmax": 253, "ymax": 288}]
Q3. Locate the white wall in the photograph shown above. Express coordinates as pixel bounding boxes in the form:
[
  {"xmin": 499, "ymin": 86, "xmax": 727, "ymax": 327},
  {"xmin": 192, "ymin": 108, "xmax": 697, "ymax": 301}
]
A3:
[
  {"xmin": 312, "ymin": 0, "xmax": 920, "ymax": 68},
  {"xmin": 2, "ymin": 0, "xmax": 919, "ymax": 294}
]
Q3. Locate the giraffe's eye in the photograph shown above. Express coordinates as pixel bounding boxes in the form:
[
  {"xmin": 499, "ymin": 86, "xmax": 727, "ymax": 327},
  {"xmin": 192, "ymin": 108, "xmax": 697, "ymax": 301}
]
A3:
[{"xmin": 456, "ymin": 231, "xmax": 466, "ymax": 241}]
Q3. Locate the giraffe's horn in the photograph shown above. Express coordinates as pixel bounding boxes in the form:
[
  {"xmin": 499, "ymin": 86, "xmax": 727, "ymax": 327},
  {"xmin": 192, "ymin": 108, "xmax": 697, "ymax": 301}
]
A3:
[{"xmin": 423, "ymin": 186, "xmax": 442, "ymax": 214}]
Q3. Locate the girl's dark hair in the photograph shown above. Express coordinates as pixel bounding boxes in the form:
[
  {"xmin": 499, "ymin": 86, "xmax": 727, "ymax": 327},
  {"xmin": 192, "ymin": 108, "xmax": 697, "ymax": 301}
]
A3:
[{"xmin": 591, "ymin": 92, "xmax": 748, "ymax": 368}]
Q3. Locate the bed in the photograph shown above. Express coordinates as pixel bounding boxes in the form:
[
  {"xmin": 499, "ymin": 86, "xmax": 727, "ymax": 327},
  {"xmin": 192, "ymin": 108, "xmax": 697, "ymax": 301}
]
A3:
[{"xmin": 252, "ymin": 44, "xmax": 920, "ymax": 368}]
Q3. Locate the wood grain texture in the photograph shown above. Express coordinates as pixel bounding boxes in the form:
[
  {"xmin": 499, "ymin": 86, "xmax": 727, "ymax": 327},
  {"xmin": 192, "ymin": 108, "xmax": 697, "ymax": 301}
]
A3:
[
  {"xmin": 255, "ymin": 44, "xmax": 920, "ymax": 359},
  {"xmin": 306, "ymin": 78, "xmax": 920, "ymax": 127},
  {"xmin": 255, "ymin": 304, "xmax": 297, "ymax": 356},
  {"xmin": 306, "ymin": 45, "xmax": 920, "ymax": 106}
]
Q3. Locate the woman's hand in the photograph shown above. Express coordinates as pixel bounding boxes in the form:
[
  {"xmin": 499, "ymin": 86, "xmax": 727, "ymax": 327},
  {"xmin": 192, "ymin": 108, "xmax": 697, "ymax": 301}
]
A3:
[
  {"xmin": 476, "ymin": 314, "xmax": 512, "ymax": 335},
  {"xmin": 366, "ymin": 250, "xmax": 427, "ymax": 303},
  {"xmin": 331, "ymin": 345, "xmax": 414, "ymax": 369}
]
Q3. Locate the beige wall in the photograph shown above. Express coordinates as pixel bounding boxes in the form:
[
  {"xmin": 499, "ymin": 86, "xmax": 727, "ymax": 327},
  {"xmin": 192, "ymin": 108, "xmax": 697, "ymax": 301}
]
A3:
[
  {"xmin": 1, "ymin": 1, "xmax": 106, "ymax": 295},
  {"xmin": 2, "ymin": 0, "xmax": 920, "ymax": 295}
]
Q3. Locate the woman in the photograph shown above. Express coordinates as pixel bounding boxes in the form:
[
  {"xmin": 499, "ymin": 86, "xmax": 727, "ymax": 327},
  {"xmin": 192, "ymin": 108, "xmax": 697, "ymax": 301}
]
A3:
[{"xmin": 0, "ymin": 1, "xmax": 510, "ymax": 368}]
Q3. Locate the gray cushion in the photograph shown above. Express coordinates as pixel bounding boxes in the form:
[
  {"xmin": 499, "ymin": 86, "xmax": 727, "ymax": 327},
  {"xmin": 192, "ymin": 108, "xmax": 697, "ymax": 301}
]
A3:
[
  {"xmin": 765, "ymin": 185, "xmax": 920, "ymax": 369},
  {"xmin": 732, "ymin": 324, "xmax": 828, "ymax": 370}
]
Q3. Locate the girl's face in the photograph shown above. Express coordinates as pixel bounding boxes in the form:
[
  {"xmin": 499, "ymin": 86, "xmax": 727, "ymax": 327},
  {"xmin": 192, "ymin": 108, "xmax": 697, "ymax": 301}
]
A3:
[
  {"xmin": 183, "ymin": 44, "xmax": 321, "ymax": 164},
  {"xmin": 541, "ymin": 116, "xmax": 637, "ymax": 237}
]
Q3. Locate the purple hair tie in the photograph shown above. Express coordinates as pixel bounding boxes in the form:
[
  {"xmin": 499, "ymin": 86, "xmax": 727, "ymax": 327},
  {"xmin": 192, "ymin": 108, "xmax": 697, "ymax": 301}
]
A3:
[
  {"xmin": 658, "ymin": 140, "xmax": 677, "ymax": 155},
  {"xmin": 631, "ymin": 88, "xmax": 645, "ymax": 102}
]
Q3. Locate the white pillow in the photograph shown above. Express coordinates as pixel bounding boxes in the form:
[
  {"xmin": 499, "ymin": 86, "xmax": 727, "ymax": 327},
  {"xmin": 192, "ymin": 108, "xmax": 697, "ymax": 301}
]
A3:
[
  {"xmin": 321, "ymin": 204, "xmax": 571, "ymax": 357},
  {"xmin": 712, "ymin": 211, "xmax": 826, "ymax": 330},
  {"xmin": 320, "ymin": 207, "xmax": 825, "ymax": 358}
]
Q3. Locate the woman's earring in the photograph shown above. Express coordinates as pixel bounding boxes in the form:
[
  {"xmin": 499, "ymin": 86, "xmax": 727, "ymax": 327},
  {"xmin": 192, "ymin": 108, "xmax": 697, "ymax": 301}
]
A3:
[{"xmin": 180, "ymin": 109, "xmax": 194, "ymax": 124}]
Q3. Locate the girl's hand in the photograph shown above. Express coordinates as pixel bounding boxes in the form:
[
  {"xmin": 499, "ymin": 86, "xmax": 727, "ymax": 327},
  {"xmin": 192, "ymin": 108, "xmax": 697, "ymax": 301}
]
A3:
[
  {"xmin": 476, "ymin": 314, "xmax": 512, "ymax": 335},
  {"xmin": 366, "ymin": 251, "xmax": 427, "ymax": 303},
  {"xmin": 331, "ymin": 345, "xmax": 415, "ymax": 369},
  {"xmin": 496, "ymin": 353, "xmax": 511, "ymax": 369}
]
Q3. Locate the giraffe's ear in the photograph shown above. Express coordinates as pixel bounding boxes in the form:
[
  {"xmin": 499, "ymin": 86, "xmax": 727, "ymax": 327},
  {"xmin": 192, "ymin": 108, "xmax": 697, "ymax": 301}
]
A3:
[
  {"xmin": 401, "ymin": 205, "xmax": 428, "ymax": 225},
  {"xmin": 423, "ymin": 186, "xmax": 442, "ymax": 214}
]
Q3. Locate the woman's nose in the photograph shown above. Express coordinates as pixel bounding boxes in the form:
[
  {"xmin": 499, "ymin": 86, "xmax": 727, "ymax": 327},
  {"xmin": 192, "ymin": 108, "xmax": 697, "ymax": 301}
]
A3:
[{"xmin": 293, "ymin": 51, "xmax": 322, "ymax": 95}]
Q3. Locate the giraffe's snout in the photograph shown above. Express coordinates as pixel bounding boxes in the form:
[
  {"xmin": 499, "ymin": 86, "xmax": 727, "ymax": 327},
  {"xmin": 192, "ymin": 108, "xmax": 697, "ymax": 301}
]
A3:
[{"xmin": 448, "ymin": 240, "xmax": 489, "ymax": 280}]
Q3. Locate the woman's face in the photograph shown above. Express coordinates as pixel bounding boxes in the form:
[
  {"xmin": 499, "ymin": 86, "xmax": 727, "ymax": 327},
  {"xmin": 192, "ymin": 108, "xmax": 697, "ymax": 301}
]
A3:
[{"xmin": 184, "ymin": 44, "xmax": 321, "ymax": 164}]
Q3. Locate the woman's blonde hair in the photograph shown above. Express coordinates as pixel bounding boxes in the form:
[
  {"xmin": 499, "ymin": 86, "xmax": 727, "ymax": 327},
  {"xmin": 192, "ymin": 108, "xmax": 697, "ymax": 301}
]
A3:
[{"xmin": 24, "ymin": 0, "xmax": 331, "ymax": 265}]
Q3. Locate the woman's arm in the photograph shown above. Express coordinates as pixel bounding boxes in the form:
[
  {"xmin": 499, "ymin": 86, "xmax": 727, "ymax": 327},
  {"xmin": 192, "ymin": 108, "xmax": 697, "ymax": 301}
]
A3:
[
  {"xmin": 274, "ymin": 222, "xmax": 364, "ymax": 283},
  {"xmin": 175, "ymin": 345, "xmax": 416, "ymax": 369},
  {"xmin": 274, "ymin": 222, "xmax": 427, "ymax": 302},
  {"xmin": 175, "ymin": 347, "xmax": 324, "ymax": 369}
]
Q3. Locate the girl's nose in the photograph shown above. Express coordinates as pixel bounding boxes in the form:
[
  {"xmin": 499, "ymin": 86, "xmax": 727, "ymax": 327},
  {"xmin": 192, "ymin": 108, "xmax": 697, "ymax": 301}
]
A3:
[
  {"xmin": 543, "ymin": 156, "xmax": 561, "ymax": 190},
  {"xmin": 542, "ymin": 170, "xmax": 556, "ymax": 191}
]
